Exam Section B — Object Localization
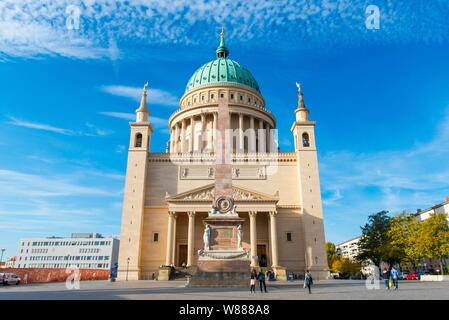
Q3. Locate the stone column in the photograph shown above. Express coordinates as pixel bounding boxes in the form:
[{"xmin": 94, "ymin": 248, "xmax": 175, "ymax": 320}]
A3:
[
  {"xmin": 249, "ymin": 211, "xmax": 258, "ymax": 267},
  {"xmin": 189, "ymin": 117, "xmax": 195, "ymax": 153},
  {"xmin": 181, "ymin": 119, "xmax": 186, "ymax": 153},
  {"xmin": 165, "ymin": 211, "xmax": 176, "ymax": 265},
  {"xmin": 269, "ymin": 211, "xmax": 279, "ymax": 267},
  {"xmin": 238, "ymin": 113, "xmax": 244, "ymax": 153},
  {"xmin": 174, "ymin": 123, "xmax": 180, "ymax": 153},
  {"xmin": 258, "ymin": 120, "xmax": 265, "ymax": 153},
  {"xmin": 172, "ymin": 214, "xmax": 177, "ymax": 265},
  {"xmin": 187, "ymin": 211, "xmax": 196, "ymax": 267},
  {"xmin": 212, "ymin": 112, "xmax": 217, "ymax": 152},
  {"xmin": 265, "ymin": 122, "xmax": 271, "ymax": 153},
  {"xmin": 200, "ymin": 114, "xmax": 206, "ymax": 152},
  {"xmin": 249, "ymin": 116, "xmax": 255, "ymax": 153}
]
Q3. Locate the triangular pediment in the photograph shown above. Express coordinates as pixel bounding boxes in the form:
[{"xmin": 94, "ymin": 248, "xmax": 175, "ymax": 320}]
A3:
[{"xmin": 166, "ymin": 184, "xmax": 279, "ymax": 203}]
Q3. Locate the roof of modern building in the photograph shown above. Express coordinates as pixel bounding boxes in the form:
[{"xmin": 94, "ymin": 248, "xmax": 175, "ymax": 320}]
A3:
[
  {"xmin": 336, "ymin": 235, "xmax": 362, "ymax": 247},
  {"xmin": 414, "ymin": 197, "xmax": 449, "ymax": 216}
]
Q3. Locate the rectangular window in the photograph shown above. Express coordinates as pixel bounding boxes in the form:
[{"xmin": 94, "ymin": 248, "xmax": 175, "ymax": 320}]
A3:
[
  {"xmin": 286, "ymin": 232, "xmax": 292, "ymax": 242},
  {"xmin": 153, "ymin": 233, "xmax": 159, "ymax": 242}
]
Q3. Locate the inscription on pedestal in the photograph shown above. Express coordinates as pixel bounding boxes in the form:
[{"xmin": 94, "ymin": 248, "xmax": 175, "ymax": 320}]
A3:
[{"xmin": 212, "ymin": 227, "xmax": 234, "ymax": 249}]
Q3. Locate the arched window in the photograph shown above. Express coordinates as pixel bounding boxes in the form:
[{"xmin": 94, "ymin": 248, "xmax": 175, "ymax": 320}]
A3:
[
  {"xmin": 135, "ymin": 133, "xmax": 143, "ymax": 148},
  {"xmin": 302, "ymin": 133, "xmax": 310, "ymax": 147}
]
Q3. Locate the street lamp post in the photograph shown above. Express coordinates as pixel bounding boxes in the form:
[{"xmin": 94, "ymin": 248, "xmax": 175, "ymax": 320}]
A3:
[{"xmin": 126, "ymin": 257, "xmax": 130, "ymax": 281}]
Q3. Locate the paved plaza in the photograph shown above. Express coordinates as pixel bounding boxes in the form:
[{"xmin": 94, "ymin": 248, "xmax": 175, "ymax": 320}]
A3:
[{"xmin": 1, "ymin": 279, "xmax": 448, "ymax": 300}]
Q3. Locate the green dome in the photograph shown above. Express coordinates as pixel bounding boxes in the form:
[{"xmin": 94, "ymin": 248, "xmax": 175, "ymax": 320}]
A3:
[
  {"xmin": 184, "ymin": 29, "xmax": 260, "ymax": 94},
  {"xmin": 185, "ymin": 58, "xmax": 260, "ymax": 94}
]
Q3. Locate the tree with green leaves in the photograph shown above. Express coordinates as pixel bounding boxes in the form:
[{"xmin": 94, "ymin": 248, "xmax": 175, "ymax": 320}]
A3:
[
  {"xmin": 326, "ymin": 242, "xmax": 338, "ymax": 270},
  {"xmin": 356, "ymin": 210, "xmax": 394, "ymax": 269},
  {"xmin": 414, "ymin": 214, "xmax": 449, "ymax": 275},
  {"xmin": 388, "ymin": 212, "xmax": 422, "ymax": 271},
  {"xmin": 331, "ymin": 258, "xmax": 361, "ymax": 277}
]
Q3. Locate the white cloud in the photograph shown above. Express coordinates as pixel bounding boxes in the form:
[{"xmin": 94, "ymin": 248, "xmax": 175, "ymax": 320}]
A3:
[
  {"xmin": 0, "ymin": 167, "xmax": 123, "ymax": 239},
  {"xmin": 0, "ymin": 169, "xmax": 116, "ymax": 197},
  {"xmin": 99, "ymin": 111, "xmax": 168, "ymax": 127},
  {"xmin": 1, "ymin": 1, "xmax": 446, "ymax": 61},
  {"xmin": 8, "ymin": 116, "xmax": 112, "ymax": 136},
  {"xmin": 100, "ymin": 85, "xmax": 179, "ymax": 107},
  {"xmin": 321, "ymin": 105, "xmax": 449, "ymax": 242},
  {"xmin": 8, "ymin": 117, "xmax": 75, "ymax": 135}
]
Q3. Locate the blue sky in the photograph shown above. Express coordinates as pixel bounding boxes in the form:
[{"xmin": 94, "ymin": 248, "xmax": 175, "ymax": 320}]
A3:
[{"xmin": 1, "ymin": 0, "xmax": 449, "ymax": 259}]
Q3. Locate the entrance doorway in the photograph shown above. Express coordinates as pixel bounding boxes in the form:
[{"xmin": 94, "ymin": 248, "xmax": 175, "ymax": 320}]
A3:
[
  {"xmin": 257, "ymin": 244, "xmax": 268, "ymax": 267},
  {"xmin": 178, "ymin": 244, "xmax": 187, "ymax": 267}
]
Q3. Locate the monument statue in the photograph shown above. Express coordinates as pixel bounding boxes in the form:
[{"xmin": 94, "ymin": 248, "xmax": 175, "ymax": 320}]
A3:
[
  {"xmin": 296, "ymin": 81, "xmax": 302, "ymax": 94},
  {"xmin": 203, "ymin": 224, "xmax": 211, "ymax": 250},
  {"xmin": 237, "ymin": 224, "xmax": 243, "ymax": 249}
]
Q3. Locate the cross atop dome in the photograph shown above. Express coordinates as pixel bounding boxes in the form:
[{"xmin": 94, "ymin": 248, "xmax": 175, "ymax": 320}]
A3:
[{"xmin": 216, "ymin": 26, "xmax": 229, "ymax": 59}]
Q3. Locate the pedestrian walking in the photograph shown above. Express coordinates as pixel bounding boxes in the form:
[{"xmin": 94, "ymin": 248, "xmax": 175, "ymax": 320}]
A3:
[
  {"xmin": 257, "ymin": 271, "xmax": 267, "ymax": 293},
  {"xmin": 382, "ymin": 267, "xmax": 390, "ymax": 290},
  {"xmin": 304, "ymin": 270, "xmax": 313, "ymax": 294},
  {"xmin": 250, "ymin": 269, "xmax": 257, "ymax": 293},
  {"xmin": 390, "ymin": 267, "xmax": 399, "ymax": 290}
]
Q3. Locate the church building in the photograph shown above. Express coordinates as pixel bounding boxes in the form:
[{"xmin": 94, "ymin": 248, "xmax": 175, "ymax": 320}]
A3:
[{"xmin": 117, "ymin": 30, "xmax": 329, "ymax": 280}]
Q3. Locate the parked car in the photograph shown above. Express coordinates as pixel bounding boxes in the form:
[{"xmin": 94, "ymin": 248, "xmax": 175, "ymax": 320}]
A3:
[
  {"xmin": 330, "ymin": 272, "xmax": 340, "ymax": 279},
  {"xmin": 407, "ymin": 272, "xmax": 418, "ymax": 280},
  {"xmin": 0, "ymin": 273, "xmax": 21, "ymax": 285}
]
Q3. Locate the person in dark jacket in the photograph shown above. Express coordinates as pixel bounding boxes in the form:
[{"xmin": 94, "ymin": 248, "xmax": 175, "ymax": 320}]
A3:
[
  {"xmin": 250, "ymin": 269, "xmax": 257, "ymax": 293},
  {"xmin": 304, "ymin": 270, "xmax": 313, "ymax": 294},
  {"xmin": 257, "ymin": 271, "xmax": 267, "ymax": 293},
  {"xmin": 382, "ymin": 267, "xmax": 391, "ymax": 290}
]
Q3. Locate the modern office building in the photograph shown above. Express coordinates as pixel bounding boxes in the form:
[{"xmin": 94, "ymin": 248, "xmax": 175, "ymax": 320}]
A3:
[
  {"xmin": 336, "ymin": 236, "xmax": 361, "ymax": 261},
  {"xmin": 415, "ymin": 197, "xmax": 449, "ymax": 222},
  {"xmin": 16, "ymin": 233, "xmax": 119, "ymax": 270}
]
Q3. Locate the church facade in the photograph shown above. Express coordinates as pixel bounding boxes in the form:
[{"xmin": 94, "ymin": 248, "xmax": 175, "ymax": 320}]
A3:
[{"xmin": 117, "ymin": 31, "xmax": 329, "ymax": 281}]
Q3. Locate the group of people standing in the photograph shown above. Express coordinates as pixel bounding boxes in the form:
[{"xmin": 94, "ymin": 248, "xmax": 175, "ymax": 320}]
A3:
[
  {"xmin": 250, "ymin": 269, "xmax": 268, "ymax": 293},
  {"xmin": 382, "ymin": 267, "xmax": 399, "ymax": 290},
  {"xmin": 249, "ymin": 269, "xmax": 314, "ymax": 294}
]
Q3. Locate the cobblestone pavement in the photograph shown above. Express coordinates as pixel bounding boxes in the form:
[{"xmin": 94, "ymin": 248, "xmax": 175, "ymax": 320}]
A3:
[{"xmin": 1, "ymin": 280, "xmax": 448, "ymax": 300}]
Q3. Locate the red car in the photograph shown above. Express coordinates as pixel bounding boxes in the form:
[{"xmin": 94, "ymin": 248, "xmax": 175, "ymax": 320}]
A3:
[{"xmin": 407, "ymin": 273, "xmax": 418, "ymax": 280}]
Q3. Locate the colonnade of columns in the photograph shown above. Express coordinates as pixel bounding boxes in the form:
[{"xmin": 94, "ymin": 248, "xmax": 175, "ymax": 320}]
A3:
[
  {"xmin": 164, "ymin": 210, "xmax": 279, "ymax": 268},
  {"xmin": 169, "ymin": 113, "xmax": 275, "ymax": 154}
]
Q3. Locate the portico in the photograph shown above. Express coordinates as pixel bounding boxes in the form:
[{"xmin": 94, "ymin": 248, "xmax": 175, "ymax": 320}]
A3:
[{"xmin": 164, "ymin": 184, "xmax": 280, "ymax": 269}]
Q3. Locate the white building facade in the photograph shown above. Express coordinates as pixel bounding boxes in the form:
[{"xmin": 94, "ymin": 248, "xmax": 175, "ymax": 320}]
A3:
[
  {"xmin": 415, "ymin": 198, "xmax": 449, "ymax": 222},
  {"xmin": 336, "ymin": 236, "xmax": 361, "ymax": 261},
  {"xmin": 16, "ymin": 233, "xmax": 119, "ymax": 270}
]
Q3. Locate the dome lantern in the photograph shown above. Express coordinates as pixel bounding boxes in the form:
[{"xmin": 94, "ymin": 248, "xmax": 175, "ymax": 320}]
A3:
[{"xmin": 216, "ymin": 26, "xmax": 229, "ymax": 59}]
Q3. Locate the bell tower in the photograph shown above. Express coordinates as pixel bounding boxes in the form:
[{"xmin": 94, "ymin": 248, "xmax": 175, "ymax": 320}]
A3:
[
  {"xmin": 291, "ymin": 82, "xmax": 329, "ymax": 279},
  {"xmin": 118, "ymin": 83, "xmax": 153, "ymax": 280}
]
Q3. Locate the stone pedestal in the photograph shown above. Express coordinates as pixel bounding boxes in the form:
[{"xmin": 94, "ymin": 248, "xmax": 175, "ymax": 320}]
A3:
[
  {"xmin": 157, "ymin": 266, "xmax": 171, "ymax": 281},
  {"xmin": 187, "ymin": 214, "xmax": 251, "ymax": 287},
  {"xmin": 273, "ymin": 266, "xmax": 287, "ymax": 281}
]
